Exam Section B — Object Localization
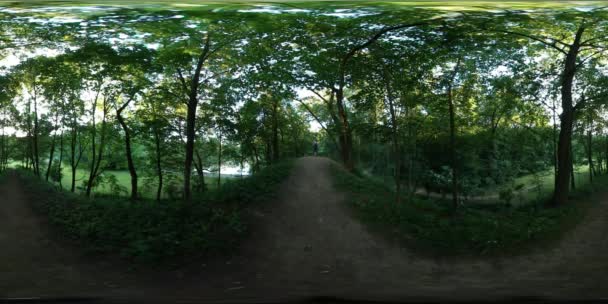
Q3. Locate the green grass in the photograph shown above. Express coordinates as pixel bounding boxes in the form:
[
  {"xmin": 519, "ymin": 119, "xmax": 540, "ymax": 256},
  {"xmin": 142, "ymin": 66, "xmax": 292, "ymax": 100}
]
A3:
[
  {"xmin": 8, "ymin": 160, "xmax": 230, "ymax": 199},
  {"xmin": 332, "ymin": 164, "xmax": 607, "ymax": 257},
  {"xmin": 14, "ymin": 159, "xmax": 295, "ymax": 263},
  {"xmin": 454, "ymin": 165, "xmax": 594, "ymax": 206},
  {"xmin": 371, "ymin": 165, "xmax": 593, "ymax": 206},
  {"xmin": 55, "ymin": 166, "xmax": 228, "ymax": 199}
]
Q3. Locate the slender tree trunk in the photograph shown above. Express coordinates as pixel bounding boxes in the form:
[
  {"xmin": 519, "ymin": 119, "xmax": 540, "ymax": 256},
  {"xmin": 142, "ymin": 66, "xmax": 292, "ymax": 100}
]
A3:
[
  {"xmin": 194, "ymin": 149, "xmax": 206, "ymax": 193},
  {"xmin": 154, "ymin": 128, "xmax": 163, "ymax": 202},
  {"xmin": 218, "ymin": 129, "xmax": 222, "ymax": 188},
  {"xmin": 335, "ymin": 87, "xmax": 354, "ymax": 171},
  {"xmin": 570, "ymin": 140, "xmax": 576, "ymax": 190},
  {"xmin": 184, "ymin": 102, "xmax": 197, "ymax": 200},
  {"xmin": 240, "ymin": 153, "xmax": 244, "ymax": 178},
  {"xmin": 0, "ymin": 115, "xmax": 4, "ymax": 172},
  {"xmin": 605, "ymin": 134, "xmax": 608, "ymax": 175},
  {"xmin": 587, "ymin": 120, "xmax": 593, "ymax": 184},
  {"xmin": 553, "ymin": 25, "xmax": 585, "ymax": 205},
  {"xmin": 32, "ymin": 87, "xmax": 40, "ymax": 177},
  {"xmin": 58, "ymin": 129, "xmax": 64, "ymax": 190},
  {"xmin": 383, "ymin": 68, "xmax": 401, "ymax": 203},
  {"xmin": 553, "ymin": 98, "xmax": 558, "ymax": 188},
  {"xmin": 86, "ymin": 91, "xmax": 99, "ymax": 197},
  {"xmin": 271, "ymin": 98, "xmax": 280, "ymax": 162},
  {"xmin": 46, "ymin": 112, "xmax": 60, "ymax": 182},
  {"xmin": 182, "ymin": 36, "xmax": 211, "ymax": 201},
  {"xmin": 70, "ymin": 126, "xmax": 77, "ymax": 193},
  {"xmin": 447, "ymin": 59, "xmax": 461, "ymax": 209},
  {"xmin": 117, "ymin": 103, "xmax": 138, "ymax": 201},
  {"xmin": 86, "ymin": 92, "xmax": 107, "ymax": 197},
  {"xmin": 45, "ymin": 134, "xmax": 56, "ymax": 182}
]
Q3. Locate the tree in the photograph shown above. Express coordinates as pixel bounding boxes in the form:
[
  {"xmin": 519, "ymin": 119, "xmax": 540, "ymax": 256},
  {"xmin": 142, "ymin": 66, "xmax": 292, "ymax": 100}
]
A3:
[{"xmin": 492, "ymin": 9, "xmax": 608, "ymax": 205}]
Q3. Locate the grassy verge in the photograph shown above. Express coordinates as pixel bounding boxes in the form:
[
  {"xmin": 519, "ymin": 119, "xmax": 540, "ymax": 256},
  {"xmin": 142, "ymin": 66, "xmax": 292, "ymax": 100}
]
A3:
[
  {"xmin": 18, "ymin": 159, "xmax": 294, "ymax": 264},
  {"xmin": 332, "ymin": 164, "xmax": 606, "ymax": 257}
]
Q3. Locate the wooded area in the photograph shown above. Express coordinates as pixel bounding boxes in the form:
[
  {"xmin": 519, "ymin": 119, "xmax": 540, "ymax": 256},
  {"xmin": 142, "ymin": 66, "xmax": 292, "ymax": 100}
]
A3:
[{"xmin": 0, "ymin": 3, "xmax": 607, "ymax": 208}]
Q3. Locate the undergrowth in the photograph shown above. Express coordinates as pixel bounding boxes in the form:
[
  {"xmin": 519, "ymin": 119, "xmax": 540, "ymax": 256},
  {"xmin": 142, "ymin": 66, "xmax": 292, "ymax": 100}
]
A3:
[
  {"xmin": 17, "ymin": 159, "xmax": 294, "ymax": 264},
  {"xmin": 332, "ymin": 164, "xmax": 603, "ymax": 256}
]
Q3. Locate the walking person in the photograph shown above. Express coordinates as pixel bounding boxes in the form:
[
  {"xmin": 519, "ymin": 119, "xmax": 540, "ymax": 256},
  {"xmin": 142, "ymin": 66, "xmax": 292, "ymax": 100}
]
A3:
[{"xmin": 312, "ymin": 140, "xmax": 319, "ymax": 156}]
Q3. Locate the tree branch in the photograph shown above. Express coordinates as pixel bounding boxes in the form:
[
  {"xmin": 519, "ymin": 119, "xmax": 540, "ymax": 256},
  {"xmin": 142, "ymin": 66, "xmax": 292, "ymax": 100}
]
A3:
[
  {"xmin": 295, "ymin": 97, "xmax": 340, "ymax": 149},
  {"xmin": 341, "ymin": 19, "xmax": 441, "ymax": 66},
  {"xmin": 305, "ymin": 85, "xmax": 331, "ymax": 104},
  {"xmin": 494, "ymin": 29, "xmax": 568, "ymax": 55},
  {"xmin": 176, "ymin": 68, "xmax": 190, "ymax": 95}
]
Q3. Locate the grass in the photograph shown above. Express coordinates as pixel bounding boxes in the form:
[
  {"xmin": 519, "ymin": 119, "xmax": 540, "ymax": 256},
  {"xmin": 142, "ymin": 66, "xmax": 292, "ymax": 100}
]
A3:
[
  {"xmin": 56, "ymin": 166, "xmax": 228, "ymax": 199},
  {"xmin": 332, "ymin": 163, "xmax": 608, "ymax": 257},
  {"xmin": 15, "ymin": 159, "xmax": 295, "ymax": 263},
  {"xmin": 8, "ymin": 160, "xmax": 231, "ymax": 199},
  {"xmin": 370, "ymin": 165, "xmax": 594, "ymax": 206},
  {"xmin": 469, "ymin": 165, "xmax": 594, "ymax": 206}
]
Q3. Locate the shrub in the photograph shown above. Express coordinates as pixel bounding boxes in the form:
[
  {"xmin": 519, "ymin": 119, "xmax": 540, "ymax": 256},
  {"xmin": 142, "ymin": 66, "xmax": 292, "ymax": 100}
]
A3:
[
  {"xmin": 17, "ymin": 159, "xmax": 294, "ymax": 263},
  {"xmin": 332, "ymin": 164, "xmax": 595, "ymax": 256}
]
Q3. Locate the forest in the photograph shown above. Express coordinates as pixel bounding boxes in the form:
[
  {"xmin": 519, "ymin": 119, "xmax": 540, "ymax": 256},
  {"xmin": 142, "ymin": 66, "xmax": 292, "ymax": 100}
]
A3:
[{"xmin": 2, "ymin": 3, "xmax": 608, "ymax": 299}]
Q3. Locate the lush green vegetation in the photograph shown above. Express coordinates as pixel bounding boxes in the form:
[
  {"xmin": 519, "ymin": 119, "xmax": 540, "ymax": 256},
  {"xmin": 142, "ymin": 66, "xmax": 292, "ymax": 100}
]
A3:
[
  {"xmin": 18, "ymin": 160, "xmax": 293, "ymax": 263},
  {"xmin": 334, "ymin": 164, "xmax": 605, "ymax": 255},
  {"xmin": 0, "ymin": 1, "xmax": 608, "ymax": 259}
]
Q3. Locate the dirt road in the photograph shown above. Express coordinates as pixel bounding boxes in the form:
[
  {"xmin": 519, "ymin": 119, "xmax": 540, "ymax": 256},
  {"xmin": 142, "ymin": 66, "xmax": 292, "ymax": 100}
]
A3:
[{"xmin": 2, "ymin": 157, "xmax": 608, "ymax": 302}]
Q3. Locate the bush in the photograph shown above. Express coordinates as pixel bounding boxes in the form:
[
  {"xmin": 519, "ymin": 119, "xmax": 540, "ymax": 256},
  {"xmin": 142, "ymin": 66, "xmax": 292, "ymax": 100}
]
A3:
[
  {"xmin": 17, "ymin": 159, "xmax": 294, "ymax": 263},
  {"xmin": 331, "ymin": 164, "xmax": 595, "ymax": 256}
]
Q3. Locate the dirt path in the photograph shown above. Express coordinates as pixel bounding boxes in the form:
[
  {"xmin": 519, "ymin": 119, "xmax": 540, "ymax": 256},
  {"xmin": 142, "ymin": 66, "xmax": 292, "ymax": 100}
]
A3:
[
  {"xmin": 0, "ymin": 171, "xmax": 126, "ymax": 298},
  {"xmin": 3, "ymin": 157, "xmax": 608, "ymax": 302}
]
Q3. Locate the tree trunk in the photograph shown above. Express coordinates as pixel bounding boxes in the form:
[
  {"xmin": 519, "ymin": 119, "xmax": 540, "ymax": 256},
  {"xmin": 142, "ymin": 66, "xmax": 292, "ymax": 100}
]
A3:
[
  {"xmin": 184, "ymin": 102, "xmax": 197, "ymax": 200},
  {"xmin": 605, "ymin": 134, "xmax": 608, "ymax": 175},
  {"xmin": 194, "ymin": 149, "xmax": 206, "ymax": 193},
  {"xmin": 447, "ymin": 59, "xmax": 461, "ymax": 209},
  {"xmin": 32, "ymin": 86, "xmax": 40, "ymax": 177},
  {"xmin": 272, "ymin": 99, "xmax": 280, "ymax": 162},
  {"xmin": 45, "ymin": 133, "xmax": 56, "ymax": 182},
  {"xmin": 86, "ymin": 92, "xmax": 108, "ymax": 197},
  {"xmin": 46, "ymin": 112, "xmax": 60, "ymax": 182},
  {"xmin": 58, "ymin": 129, "xmax": 64, "ymax": 190},
  {"xmin": 182, "ymin": 36, "xmax": 211, "ymax": 201},
  {"xmin": 553, "ymin": 25, "xmax": 584, "ymax": 205},
  {"xmin": 86, "ymin": 91, "xmax": 99, "ymax": 197},
  {"xmin": 587, "ymin": 121, "xmax": 593, "ymax": 184},
  {"xmin": 383, "ymin": 68, "xmax": 401, "ymax": 203},
  {"xmin": 553, "ymin": 98, "xmax": 558, "ymax": 188},
  {"xmin": 117, "ymin": 103, "xmax": 138, "ymax": 201},
  {"xmin": 70, "ymin": 126, "xmax": 78, "ymax": 193},
  {"xmin": 0, "ymin": 113, "xmax": 5, "ymax": 172},
  {"xmin": 570, "ymin": 140, "xmax": 576, "ymax": 191},
  {"xmin": 335, "ymin": 87, "xmax": 354, "ymax": 171},
  {"xmin": 154, "ymin": 128, "xmax": 163, "ymax": 202},
  {"xmin": 217, "ymin": 130, "xmax": 222, "ymax": 189}
]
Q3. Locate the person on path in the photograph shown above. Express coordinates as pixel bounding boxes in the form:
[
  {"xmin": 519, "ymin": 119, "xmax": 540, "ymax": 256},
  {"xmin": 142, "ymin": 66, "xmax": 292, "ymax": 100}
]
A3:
[{"xmin": 313, "ymin": 140, "xmax": 319, "ymax": 156}]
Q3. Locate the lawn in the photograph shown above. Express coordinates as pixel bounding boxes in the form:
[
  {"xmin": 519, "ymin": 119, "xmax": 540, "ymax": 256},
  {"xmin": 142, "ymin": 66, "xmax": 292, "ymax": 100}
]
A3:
[
  {"xmin": 8, "ymin": 160, "xmax": 237, "ymax": 199},
  {"xmin": 57, "ymin": 165, "xmax": 239, "ymax": 199}
]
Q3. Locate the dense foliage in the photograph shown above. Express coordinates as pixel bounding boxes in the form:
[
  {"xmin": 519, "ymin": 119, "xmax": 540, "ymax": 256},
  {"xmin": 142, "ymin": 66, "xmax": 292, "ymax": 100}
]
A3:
[
  {"xmin": 19, "ymin": 160, "xmax": 293, "ymax": 262},
  {"xmin": 1, "ymin": 2, "xmax": 608, "ymax": 258},
  {"xmin": 333, "ymin": 163, "xmax": 602, "ymax": 255}
]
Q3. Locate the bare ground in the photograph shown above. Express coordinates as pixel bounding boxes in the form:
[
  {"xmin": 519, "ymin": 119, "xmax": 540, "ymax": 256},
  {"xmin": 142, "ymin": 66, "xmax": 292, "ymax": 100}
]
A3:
[{"xmin": 2, "ymin": 157, "xmax": 608, "ymax": 302}]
